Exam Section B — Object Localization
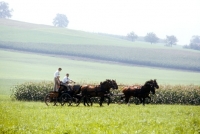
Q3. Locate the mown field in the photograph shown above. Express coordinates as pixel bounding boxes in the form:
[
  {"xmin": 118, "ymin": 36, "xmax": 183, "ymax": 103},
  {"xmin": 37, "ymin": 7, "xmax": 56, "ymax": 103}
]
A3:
[{"xmin": 1, "ymin": 95, "xmax": 200, "ymax": 134}]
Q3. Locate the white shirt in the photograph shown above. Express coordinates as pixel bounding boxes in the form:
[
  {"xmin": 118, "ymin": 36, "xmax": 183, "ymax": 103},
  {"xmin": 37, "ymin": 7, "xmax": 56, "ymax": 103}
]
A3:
[
  {"xmin": 62, "ymin": 76, "xmax": 71, "ymax": 83},
  {"xmin": 54, "ymin": 70, "xmax": 60, "ymax": 78}
]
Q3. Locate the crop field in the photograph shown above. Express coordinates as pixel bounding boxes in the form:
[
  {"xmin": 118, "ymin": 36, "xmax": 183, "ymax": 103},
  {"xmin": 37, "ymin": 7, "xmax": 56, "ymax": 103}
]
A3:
[
  {"xmin": 0, "ymin": 95, "xmax": 200, "ymax": 134},
  {"xmin": 1, "ymin": 42, "xmax": 200, "ymax": 71},
  {"xmin": 1, "ymin": 19, "xmax": 200, "ymax": 72},
  {"xmin": 1, "ymin": 49, "xmax": 200, "ymax": 95}
]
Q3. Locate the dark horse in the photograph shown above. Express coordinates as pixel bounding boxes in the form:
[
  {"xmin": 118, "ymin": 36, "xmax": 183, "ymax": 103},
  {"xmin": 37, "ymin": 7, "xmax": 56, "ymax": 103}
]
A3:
[
  {"xmin": 79, "ymin": 79, "xmax": 118, "ymax": 106},
  {"xmin": 120, "ymin": 79, "xmax": 159, "ymax": 106}
]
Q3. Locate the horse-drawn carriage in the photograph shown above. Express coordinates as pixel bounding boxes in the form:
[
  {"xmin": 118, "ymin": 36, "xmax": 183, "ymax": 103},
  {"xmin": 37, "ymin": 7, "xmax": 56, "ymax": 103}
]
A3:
[
  {"xmin": 44, "ymin": 79, "xmax": 118, "ymax": 106},
  {"xmin": 44, "ymin": 79, "xmax": 159, "ymax": 106},
  {"xmin": 44, "ymin": 84, "xmax": 81, "ymax": 106}
]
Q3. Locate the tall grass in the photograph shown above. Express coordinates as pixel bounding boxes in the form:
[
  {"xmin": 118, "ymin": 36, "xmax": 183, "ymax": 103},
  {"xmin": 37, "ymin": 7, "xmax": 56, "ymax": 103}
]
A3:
[
  {"xmin": 0, "ymin": 96, "xmax": 200, "ymax": 134},
  {"xmin": 151, "ymin": 85, "xmax": 200, "ymax": 105},
  {"xmin": 10, "ymin": 82, "xmax": 200, "ymax": 105}
]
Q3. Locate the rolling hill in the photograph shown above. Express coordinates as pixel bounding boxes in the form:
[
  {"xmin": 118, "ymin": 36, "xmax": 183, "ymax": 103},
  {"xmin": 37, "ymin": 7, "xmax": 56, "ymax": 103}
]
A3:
[{"xmin": 0, "ymin": 18, "xmax": 200, "ymax": 72}]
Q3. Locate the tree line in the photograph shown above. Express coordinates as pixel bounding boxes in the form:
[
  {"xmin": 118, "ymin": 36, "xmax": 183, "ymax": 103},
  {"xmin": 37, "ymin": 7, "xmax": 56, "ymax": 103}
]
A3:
[{"xmin": 1, "ymin": 1, "xmax": 199, "ymax": 50}]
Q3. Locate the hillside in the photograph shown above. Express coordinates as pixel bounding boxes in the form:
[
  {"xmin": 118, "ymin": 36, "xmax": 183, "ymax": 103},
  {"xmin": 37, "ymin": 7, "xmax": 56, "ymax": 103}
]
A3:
[{"xmin": 0, "ymin": 19, "xmax": 200, "ymax": 72}]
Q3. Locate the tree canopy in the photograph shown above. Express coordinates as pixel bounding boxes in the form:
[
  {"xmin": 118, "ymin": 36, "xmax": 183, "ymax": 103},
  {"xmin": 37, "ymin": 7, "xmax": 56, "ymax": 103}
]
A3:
[
  {"xmin": 190, "ymin": 35, "xmax": 200, "ymax": 44},
  {"xmin": 189, "ymin": 35, "xmax": 200, "ymax": 50},
  {"xmin": 166, "ymin": 35, "xmax": 178, "ymax": 46},
  {"xmin": 144, "ymin": 32, "xmax": 159, "ymax": 44},
  {"xmin": 0, "ymin": 1, "xmax": 13, "ymax": 18},
  {"xmin": 53, "ymin": 13, "xmax": 69, "ymax": 27},
  {"xmin": 127, "ymin": 31, "xmax": 138, "ymax": 42}
]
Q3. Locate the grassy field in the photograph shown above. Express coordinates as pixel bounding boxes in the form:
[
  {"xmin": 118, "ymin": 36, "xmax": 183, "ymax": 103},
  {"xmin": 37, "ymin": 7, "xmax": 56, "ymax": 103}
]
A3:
[
  {"xmin": 0, "ymin": 95, "xmax": 200, "ymax": 134},
  {"xmin": 1, "ymin": 49, "xmax": 200, "ymax": 95},
  {"xmin": 0, "ymin": 19, "xmax": 134, "ymax": 46},
  {"xmin": 1, "ymin": 19, "xmax": 200, "ymax": 72}
]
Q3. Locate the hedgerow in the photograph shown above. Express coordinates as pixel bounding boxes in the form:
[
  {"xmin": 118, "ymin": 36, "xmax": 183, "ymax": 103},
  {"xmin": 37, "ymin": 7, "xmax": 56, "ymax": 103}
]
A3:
[
  {"xmin": 10, "ymin": 81, "xmax": 53, "ymax": 101},
  {"xmin": 10, "ymin": 82, "xmax": 200, "ymax": 105}
]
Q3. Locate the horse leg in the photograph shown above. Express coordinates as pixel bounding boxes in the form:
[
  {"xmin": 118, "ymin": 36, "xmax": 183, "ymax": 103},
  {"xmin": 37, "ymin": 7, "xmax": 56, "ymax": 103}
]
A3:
[
  {"xmin": 138, "ymin": 97, "xmax": 143, "ymax": 105},
  {"xmin": 120, "ymin": 95, "xmax": 125, "ymax": 104},
  {"xmin": 147, "ymin": 96, "xmax": 151, "ymax": 101},
  {"xmin": 75, "ymin": 94, "xmax": 82, "ymax": 106},
  {"xmin": 76, "ymin": 96, "xmax": 81, "ymax": 106},
  {"xmin": 99, "ymin": 97, "xmax": 104, "ymax": 106},
  {"xmin": 125, "ymin": 96, "xmax": 129, "ymax": 104},
  {"xmin": 89, "ymin": 98, "xmax": 93, "ymax": 106},
  {"xmin": 105, "ymin": 96, "xmax": 111, "ymax": 105},
  {"xmin": 88, "ymin": 97, "xmax": 93, "ymax": 106},
  {"xmin": 83, "ymin": 96, "xmax": 88, "ymax": 106},
  {"xmin": 146, "ymin": 96, "xmax": 151, "ymax": 104},
  {"xmin": 142, "ymin": 97, "xmax": 145, "ymax": 106}
]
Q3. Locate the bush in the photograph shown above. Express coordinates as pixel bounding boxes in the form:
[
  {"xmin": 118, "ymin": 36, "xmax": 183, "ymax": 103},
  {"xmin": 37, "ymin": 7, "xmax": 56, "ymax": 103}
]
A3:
[{"xmin": 11, "ymin": 81, "xmax": 53, "ymax": 101}]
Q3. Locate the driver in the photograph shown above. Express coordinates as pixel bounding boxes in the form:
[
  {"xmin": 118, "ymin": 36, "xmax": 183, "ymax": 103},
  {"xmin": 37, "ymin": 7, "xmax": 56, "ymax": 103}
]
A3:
[
  {"xmin": 53, "ymin": 68, "xmax": 62, "ymax": 92},
  {"xmin": 62, "ymin": 73, "xmax": 75, "ymax": 91}
]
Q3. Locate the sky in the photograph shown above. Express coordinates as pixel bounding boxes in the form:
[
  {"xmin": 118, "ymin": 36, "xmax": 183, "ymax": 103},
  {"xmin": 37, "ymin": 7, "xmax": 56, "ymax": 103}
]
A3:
[{"xmin": 3, "ymin": 0, "xmax": 200, "ymax": 45}]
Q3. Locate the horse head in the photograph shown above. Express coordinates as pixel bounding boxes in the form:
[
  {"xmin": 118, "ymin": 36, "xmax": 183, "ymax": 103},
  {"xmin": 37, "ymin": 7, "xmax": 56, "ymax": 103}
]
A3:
[
  {"xmin": 144, "ymin": 79, "xmax": 159, "ymax": 94},
  {"xmin": 144, "ymin": 79, "xmax": 155, "ymax": 94},
  {"xmin": 153, "ymin": 79, "xmax": 159, "ymax": 89},
  {"xmin": 111, "ymin": 79, "xmax": 118, "ymax": 89},
  {"xmin": 100, "ymin": 79, "xmax": 118, "ymax": 92}
]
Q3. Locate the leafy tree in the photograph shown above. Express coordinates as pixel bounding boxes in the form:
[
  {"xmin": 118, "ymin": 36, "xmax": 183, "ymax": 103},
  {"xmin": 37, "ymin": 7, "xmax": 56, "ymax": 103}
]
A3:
[
  {"xmin": 144, "ymin": 32, "xmax": 159, "ymax": 44},
  {"xmin": 166, "ymin": 35, "xmax": 178, "ymax": 47},
  {"xmin": 53, "ymin": 13, "xmax": 69, "ymax": 27},
  {"xmin": 190, "ymin": 35, "xmax": 200, "ymax": 44},
  {"xmin": 0, "ymin": 1, "xmax": 13, "ymax": 18},
  {"xmin": 189, "ymin": 35, "xmax": 200, "ymax": 50},
  {"xmin": 127, "ymin": 31, "xmax": 138, "ymax": 42}
]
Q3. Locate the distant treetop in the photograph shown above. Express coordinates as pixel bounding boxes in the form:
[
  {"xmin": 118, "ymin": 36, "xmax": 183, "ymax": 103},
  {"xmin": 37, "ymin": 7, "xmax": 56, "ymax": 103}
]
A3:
[
  {"xmin": 53, "ymin": 13, "xmax": 69, "ymax": 28},
  {"xmin": 0, "ymin": 1, "xmax": 13, "ymax": 18}
]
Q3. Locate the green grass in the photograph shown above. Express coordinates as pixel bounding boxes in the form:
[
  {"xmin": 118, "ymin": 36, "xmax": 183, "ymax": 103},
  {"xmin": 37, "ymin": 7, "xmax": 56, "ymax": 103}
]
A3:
[
  {"xmin": 0, "ymin": 95, "xmax": 200, "ymax": 134},
  {"xmin": 0, "ymin": 19, "xmax": 134, "ymax": 46},
  {"xmin": 1, "ymin": 49, "xmax": 200, "ymax": 95}
]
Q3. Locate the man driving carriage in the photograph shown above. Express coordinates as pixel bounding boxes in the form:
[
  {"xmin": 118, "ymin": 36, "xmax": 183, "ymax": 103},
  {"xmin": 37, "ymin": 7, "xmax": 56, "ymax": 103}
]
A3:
[
  {"xmin": 62, "ymin": 73, "xmax": 75, "ymax": 91},
  {"xmin": 53, "ymin": 68, "xmax": 62, "ymax": 92}
]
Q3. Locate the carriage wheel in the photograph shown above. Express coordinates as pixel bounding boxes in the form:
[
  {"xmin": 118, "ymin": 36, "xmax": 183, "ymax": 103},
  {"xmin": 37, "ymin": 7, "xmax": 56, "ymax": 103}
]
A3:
[
  {"xmin": 72, "ymin": 97, "xmax": 79, "ymax": 105},
  {"xmin": 44, "ymin": 94, "xmax": 57, "ymax": 106},
  {"xmin": 60, "ymin": 93, "xmax": 73, "ymax": 106}
]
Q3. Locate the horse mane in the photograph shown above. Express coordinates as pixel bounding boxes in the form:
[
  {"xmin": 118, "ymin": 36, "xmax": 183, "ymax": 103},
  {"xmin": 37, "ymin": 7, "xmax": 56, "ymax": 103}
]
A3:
[
  {"xmin": 144, "ymin": 79, "xmax": 153, "ymax": 86},
  {"xmin": 101, "ymin": 79, "xmax": 111, "ymax": 85}
]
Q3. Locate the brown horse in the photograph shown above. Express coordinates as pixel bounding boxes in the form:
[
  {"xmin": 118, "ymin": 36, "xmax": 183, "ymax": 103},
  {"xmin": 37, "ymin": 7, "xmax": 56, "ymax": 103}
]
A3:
[
  {"xmin": 120, "ymin": 79, "xmax": 159, "ymax": 106},
  {"xmin": 80, "ymin": 79, "xmax": 118, "ymax": 106}
]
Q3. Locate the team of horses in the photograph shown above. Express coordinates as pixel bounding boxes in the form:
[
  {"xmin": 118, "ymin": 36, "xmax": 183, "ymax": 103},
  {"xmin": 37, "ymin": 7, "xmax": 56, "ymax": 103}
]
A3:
[{"xmin": 57, "ymin": 79, "xmax": 159, "ymax": 106}]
